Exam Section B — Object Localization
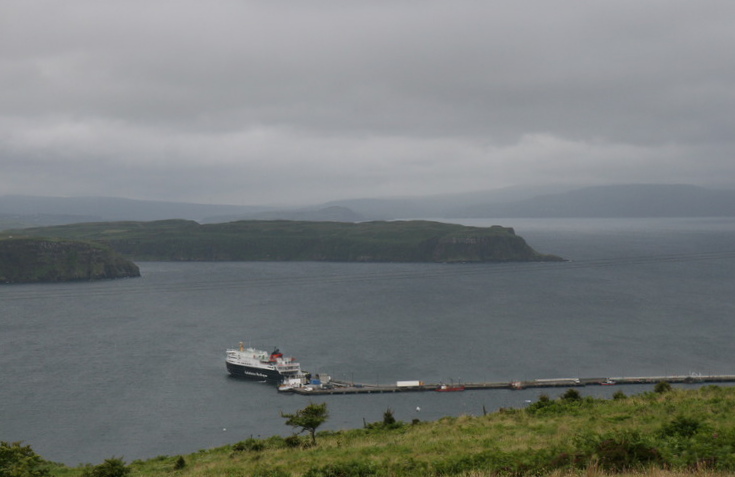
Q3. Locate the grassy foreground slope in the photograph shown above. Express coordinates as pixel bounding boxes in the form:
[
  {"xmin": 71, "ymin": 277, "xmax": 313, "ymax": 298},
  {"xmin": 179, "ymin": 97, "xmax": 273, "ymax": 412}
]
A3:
[
  {"xmin": 7, "ymin": 220, "xmax": 563, "ymax": 263},
  {"xmin": 39, "ymin": 386, "xmax": 735, "ymax": 476}
]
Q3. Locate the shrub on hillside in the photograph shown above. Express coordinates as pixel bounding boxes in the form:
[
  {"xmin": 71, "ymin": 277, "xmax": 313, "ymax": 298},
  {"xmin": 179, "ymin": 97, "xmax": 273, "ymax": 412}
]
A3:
[
  {"xmin": 251, "ymin": 468, "xmax": 291, "ymax": 477},
  {"xmin": 81, "ymin": 457, "xmax": 130, "ymax": 477},
  {"xmin": 612, "ymin": 390, "xmax": 627, "ymax": 400},
  {"xmin": 526, "ymin": 393, "xmax": 553, "ymax": 414},
  {"xmin": 526, "ymin": 391, "xmax": 597, "ymax": 416},
  {"xmin": 303, "ymin": 460, "xmax": 377, "ymax": 477},
  {"xmin": 232, "ymin": 438, "xmax": 265, "ymax": 452},
  {"xmin": 364, "ymin": 408, "xmax": 405, "ymax": 431},
  {"xmin": 0, "ymin": 441, "xmax": 50, "ymax": 477},
  {"xmin": 573, "ymin": 431, "xmax": 661, "ymax": 471},
  {"xmin": 283, "ymin": 435, "xmax": 302, "ymax": 448},
  {"xmin": 561, "ymin": 388, "xmax": 582, "ymax": 402},
  {"xmin": 659, "ymin": 416, "xmax": 704, "ymax": 439}
]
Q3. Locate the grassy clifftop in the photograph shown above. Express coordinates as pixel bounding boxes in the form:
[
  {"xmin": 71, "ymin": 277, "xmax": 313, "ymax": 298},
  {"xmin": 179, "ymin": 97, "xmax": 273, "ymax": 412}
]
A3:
[
  {"xmin": 6, "ymin": 219, "xmax": 563, "ymax": 263},
  {"xmin": 0, "ymin": 237, "xmax": 140, "ymax": 283},
  {"xmin": 17, "ymin": 385, "xmax": 735, "ymax": 476}
]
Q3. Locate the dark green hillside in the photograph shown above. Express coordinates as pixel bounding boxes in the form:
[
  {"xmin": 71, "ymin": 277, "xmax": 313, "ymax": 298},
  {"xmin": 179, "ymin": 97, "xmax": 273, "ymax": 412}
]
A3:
[
  {"xmin": 6, "ymin": 220, "xmax": 563, "ymax": 263},
  {"xmin": 0, "ymin": 237, "xmax": 140, "ymax": 283}
]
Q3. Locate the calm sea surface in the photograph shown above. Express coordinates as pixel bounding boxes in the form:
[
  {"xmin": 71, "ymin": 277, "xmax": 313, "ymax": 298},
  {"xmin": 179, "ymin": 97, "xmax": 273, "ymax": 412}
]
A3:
[{"xmin": 2, "ymin": 217, "xmax": 735, "ymax": 465}]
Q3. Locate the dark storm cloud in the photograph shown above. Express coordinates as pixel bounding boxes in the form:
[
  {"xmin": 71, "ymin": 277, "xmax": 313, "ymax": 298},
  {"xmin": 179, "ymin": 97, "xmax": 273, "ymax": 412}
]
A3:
[{"xmin": 1, "ymin": 1, "xmax": 734, "ymax": 204}]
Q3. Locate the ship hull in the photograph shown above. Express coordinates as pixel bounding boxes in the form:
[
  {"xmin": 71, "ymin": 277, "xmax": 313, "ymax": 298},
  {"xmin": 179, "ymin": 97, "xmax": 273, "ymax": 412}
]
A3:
[
  {"xmin": 436, "ymin": 386, "xmax": 465, "ymax": 392},
  {"xmin": 226, "ymin": 361, "xmax": 283, "ymax": 383}
]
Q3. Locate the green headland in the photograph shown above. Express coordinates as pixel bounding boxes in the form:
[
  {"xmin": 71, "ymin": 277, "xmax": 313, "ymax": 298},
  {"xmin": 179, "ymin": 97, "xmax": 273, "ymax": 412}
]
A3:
[
  {"xmin": 0, "ymin": 237, "xmax": 140, "ymax": 284},
  {"xmin": 4, "ymin": 219, "xmax": 563, "ymax": 263}
]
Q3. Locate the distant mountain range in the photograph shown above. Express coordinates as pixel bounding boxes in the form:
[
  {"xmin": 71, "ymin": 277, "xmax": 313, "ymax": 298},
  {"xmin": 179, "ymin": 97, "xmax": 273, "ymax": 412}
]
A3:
[
  {"xmin": 0, "ymin": 195, "xmax": 271, "ymax": 225},
  {"xmin": 448, "ymin": 184, "xmax": 735, "ymax": 218},
  {"xmin": 1, "ymin": 184, "xmax": 734, "ymax": 229}
]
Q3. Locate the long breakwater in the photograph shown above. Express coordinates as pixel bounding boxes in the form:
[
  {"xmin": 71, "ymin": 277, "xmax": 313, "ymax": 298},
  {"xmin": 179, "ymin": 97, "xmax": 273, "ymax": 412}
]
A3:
[{"xmin": 286, "ymin": 374, "xmax": 735, "ymax": 395}]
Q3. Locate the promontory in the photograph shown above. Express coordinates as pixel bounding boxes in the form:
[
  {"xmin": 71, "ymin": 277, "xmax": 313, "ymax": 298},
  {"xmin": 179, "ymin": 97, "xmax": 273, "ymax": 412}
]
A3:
[
  {"xmin": 0, "ymin": 237, "xmax": 141, "ymax": 284},
  {"xmin": 5, "ymin": 220, "xmax": 563, "ymax": 263}
]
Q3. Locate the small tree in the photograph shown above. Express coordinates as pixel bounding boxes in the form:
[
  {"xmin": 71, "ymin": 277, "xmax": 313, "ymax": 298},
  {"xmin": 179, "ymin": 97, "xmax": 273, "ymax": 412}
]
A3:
[{"xmin": 281, "ymin": 403, "xmax": 329, "ymax": 446}]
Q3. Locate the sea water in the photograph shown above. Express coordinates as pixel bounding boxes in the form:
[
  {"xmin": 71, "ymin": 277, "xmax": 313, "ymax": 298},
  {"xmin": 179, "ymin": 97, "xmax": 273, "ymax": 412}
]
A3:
[{"xmin": 1, "ymin": 217, "xmax": 734, "ymax": 464}]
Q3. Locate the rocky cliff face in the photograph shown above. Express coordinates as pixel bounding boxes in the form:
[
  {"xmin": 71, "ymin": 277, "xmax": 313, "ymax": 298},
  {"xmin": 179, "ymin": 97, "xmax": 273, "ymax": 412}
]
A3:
[
  {"xmin": 0, "ymin": 238, "xmax": 140, "ymax": 283},
  {"xmin": 431, "ymin": 233, "xmax": 558, "ymax": 262}
]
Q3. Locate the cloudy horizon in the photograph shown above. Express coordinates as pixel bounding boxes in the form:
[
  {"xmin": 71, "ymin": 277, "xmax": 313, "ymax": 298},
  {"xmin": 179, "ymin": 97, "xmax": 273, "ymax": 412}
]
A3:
[{"xmin": 2, "ymin": 1, "xmax": 734, "ymax": 206}]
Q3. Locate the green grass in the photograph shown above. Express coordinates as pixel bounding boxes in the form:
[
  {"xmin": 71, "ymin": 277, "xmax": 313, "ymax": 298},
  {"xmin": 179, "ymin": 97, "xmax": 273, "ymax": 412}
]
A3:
[{"xmin": 27, "ymin": 385, "xmax": 735, "ymax": 476}]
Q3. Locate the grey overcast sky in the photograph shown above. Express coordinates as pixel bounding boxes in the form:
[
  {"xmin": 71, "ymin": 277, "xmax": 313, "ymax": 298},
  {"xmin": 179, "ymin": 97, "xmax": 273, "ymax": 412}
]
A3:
[{"xmin": 2, "ymin": 1, "xmax": 734, "ymax": 206}]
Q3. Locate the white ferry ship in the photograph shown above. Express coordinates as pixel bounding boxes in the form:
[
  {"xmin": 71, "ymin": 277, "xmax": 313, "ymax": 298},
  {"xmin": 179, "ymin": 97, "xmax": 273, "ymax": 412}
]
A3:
[{"xmin": 226, "ymin": 342, "xmax": 305, "ymax": 385}]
